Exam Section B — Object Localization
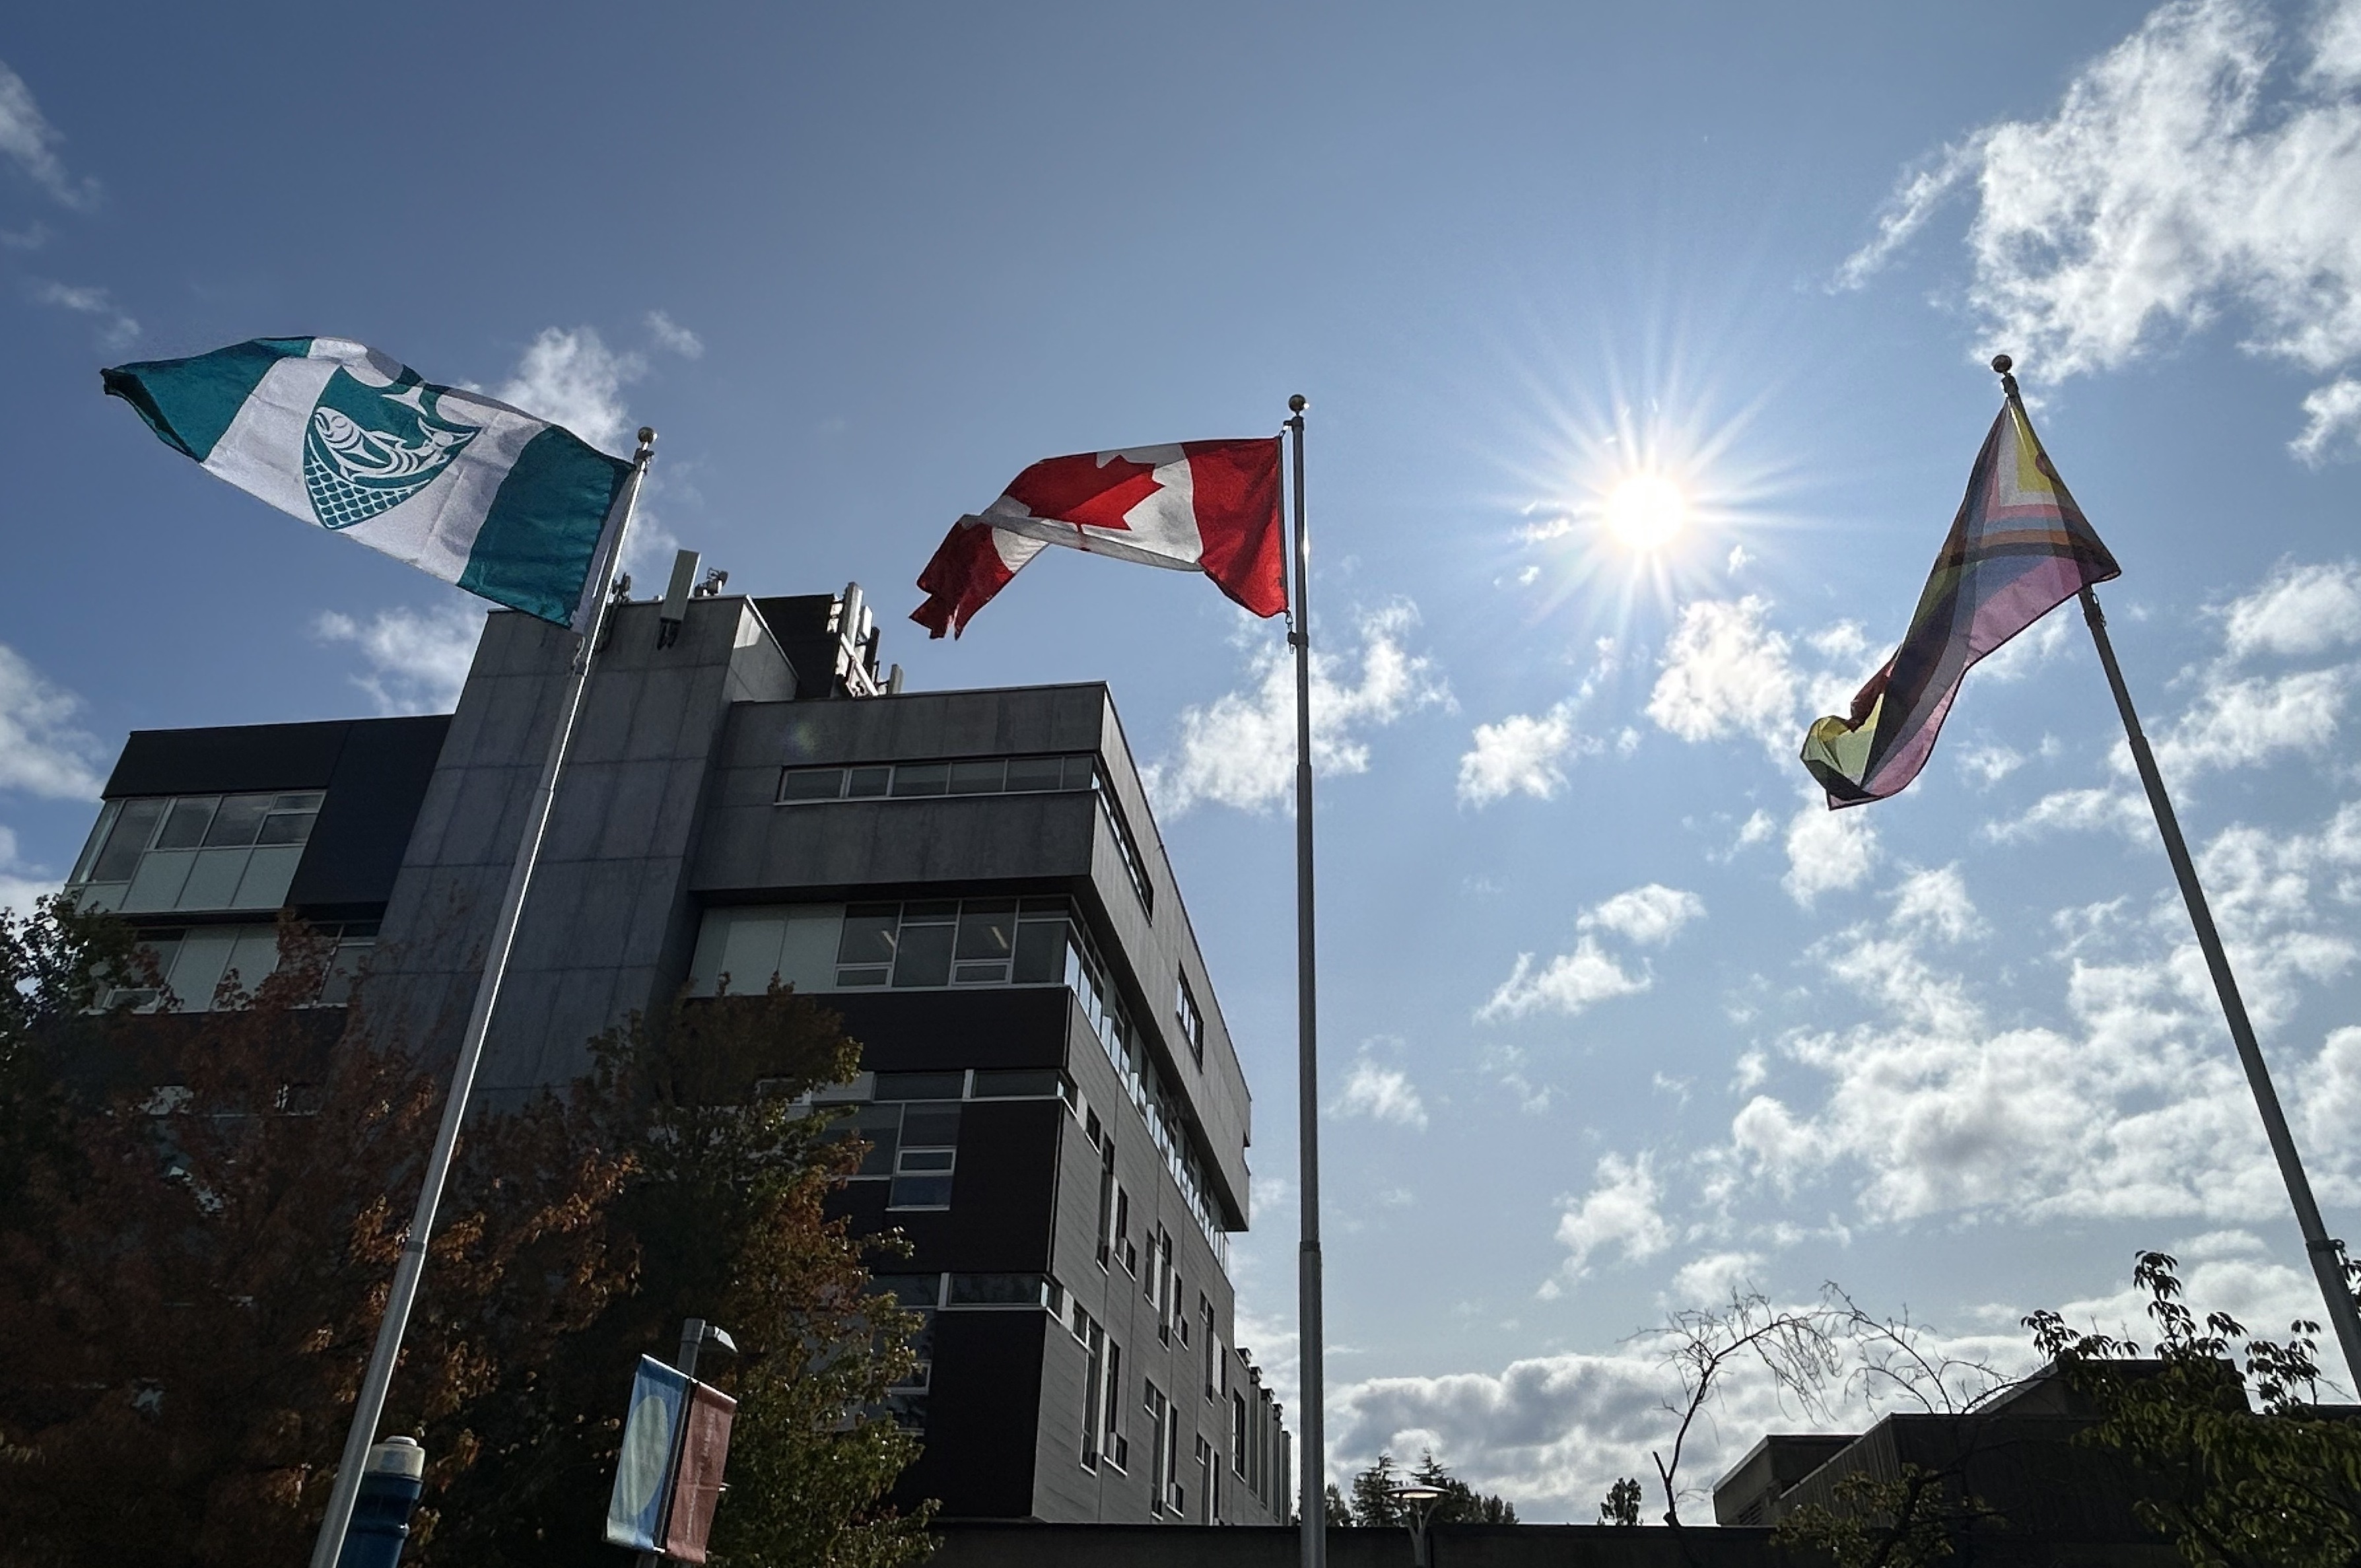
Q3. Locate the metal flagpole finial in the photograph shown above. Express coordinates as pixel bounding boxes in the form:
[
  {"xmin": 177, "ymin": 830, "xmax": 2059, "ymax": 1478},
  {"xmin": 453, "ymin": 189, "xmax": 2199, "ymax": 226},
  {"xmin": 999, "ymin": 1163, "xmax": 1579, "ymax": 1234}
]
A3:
[
  {"xmin": 1991, "ymin": 354, "xmax": 2022, "ymax": 405},
  {"xmin": 635, "ymin": 426, "xmax": 658, "ymax": 463},
  {"xmin": 1288, "ymin": 393, "xmax": 1308, "ymax": 413}
]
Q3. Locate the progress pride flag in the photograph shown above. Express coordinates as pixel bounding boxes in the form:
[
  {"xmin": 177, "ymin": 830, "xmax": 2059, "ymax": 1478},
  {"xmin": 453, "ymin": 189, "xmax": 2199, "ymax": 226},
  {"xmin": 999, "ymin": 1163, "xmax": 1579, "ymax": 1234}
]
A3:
[{"xmin": 912, "ymin": 438, "xmax": 1286, "ymax": 637}]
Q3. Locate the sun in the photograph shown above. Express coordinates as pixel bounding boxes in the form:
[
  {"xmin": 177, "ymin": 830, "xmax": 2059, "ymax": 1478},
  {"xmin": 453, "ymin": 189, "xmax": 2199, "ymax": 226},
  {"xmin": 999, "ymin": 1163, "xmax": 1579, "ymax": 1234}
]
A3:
[{"xmin": 1603, "ymin": 472, "xmax": 1688, "ymax": 551}]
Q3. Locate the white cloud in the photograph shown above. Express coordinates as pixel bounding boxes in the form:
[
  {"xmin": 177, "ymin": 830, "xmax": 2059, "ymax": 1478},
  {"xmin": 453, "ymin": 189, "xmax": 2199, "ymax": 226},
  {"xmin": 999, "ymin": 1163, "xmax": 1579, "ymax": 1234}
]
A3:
[
  {"xmin": 313, "ymin": 603, "xmax": 485, "ymax": 715},
  {"xmin": 30, "ymin": 280, "xmax": 136, "ymax": 349},
  {"xmin": 494, "ymin": 326, "xmax": 645, "ymax": 455},
  {"xmin": 0, "ymin": 642, "xmax": 103, "ymax": 800},
  {"xmin": 2293, "ymin": 378, "xmax": 2361, "ymax": 463},
  {"xmin": 1458, "ymin": 700, "xmax": 1587, "ymax": 805},
  {"xmin": 1149, "ymin": 601, "xmax": 1449, "ymax": 816},
  {"xmin": 1783, "ymin": 795, "xmax": 1879, "ymax": 906},
  {"xmin": 1581, "ymin": 884, "xmax": 1706, "ymax": 945},
  {"xmin": 2151, "ymin": 666, "xmax": 2350, "ymax": 779},
  {"xmin": 1958, "ymin": 743, "xmax": 2025, "ymax": 786},
  {"xmin": 1987, "ymin": 785, "xmax": 2150, "ymax": 842},
  {"xmin": 1479, "ymin": 938, "xmax": 1648, "ymax": 1023},
  {"xmin": 1732, "ymin": 809, "xmax": 1777, "ymax": 853},
  {"xmin": 1647, "ymin": 596, "xmax": 1800, "ymax": 752},
  {"xmin": 1839, "ymin": 0, "xmax": 2361, "ymax": 444},
  {"xmin": 644, "ymin": 309, "xmax": 704, "ymax": 359},
  {"xmin": 1890, "ymin": 864, "xmax": 1983, "ymax": 943},
  {"xmin": 0, "ymin": 58, "xmax": 98, "ymax": 209},
  {"xmin": 2221, "ymin": 560, "xmax": 2361, "ymax": 659},
  {"xmin": 1554, "ymin": 1153, "xmax": 1672, "ymax": 1277},
  {"xmin": 1336, "ymin": 1049, "xmax": 1428, "ymax": 1130},
  {"xmin": 1668, "ymin": 1250, "xmax": 1766, "ymax": 1305}
]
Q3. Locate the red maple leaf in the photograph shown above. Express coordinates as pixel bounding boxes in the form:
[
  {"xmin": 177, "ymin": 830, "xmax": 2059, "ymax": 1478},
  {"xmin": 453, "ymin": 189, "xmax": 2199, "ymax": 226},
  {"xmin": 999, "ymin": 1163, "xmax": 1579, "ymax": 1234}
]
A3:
[{"xmin": 1004, "ymin": 450, "xmax": 1161, "ymax": 532}]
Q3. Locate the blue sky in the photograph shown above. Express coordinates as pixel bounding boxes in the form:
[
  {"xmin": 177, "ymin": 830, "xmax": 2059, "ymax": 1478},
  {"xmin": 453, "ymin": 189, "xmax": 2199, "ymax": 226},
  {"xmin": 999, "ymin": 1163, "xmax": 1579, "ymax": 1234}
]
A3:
[{"xmin": 9, "ymin": 0, "xmax": 2361, "ymax": 1520}]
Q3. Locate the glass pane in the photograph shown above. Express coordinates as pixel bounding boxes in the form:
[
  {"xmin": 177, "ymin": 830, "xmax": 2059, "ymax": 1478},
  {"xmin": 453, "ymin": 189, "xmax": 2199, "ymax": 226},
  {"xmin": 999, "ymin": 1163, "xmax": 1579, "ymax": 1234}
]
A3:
[
  {"xmin": 223, "ymin": 929, "xmax": 283, "ymax": 994},
  {"xmin": 1012, "ymin": 919, "xmax": 1066, "ymax": 984},
  {"xmin": 972, "ymin": 1068, "xmax": 1062, "ymax": 1098},
  {"xmin": 846, "ymin": 766, "xmax": 891, "ymax": 797},
  {"xmin": 888, "ymin": 1175, "xmax": 953, "ymax": 1208},
  {"xmin": 955, "ymin": 900, "xmax": 1017, "ymax": 961},
  {"xmin": 891, "ymin": 763, "xmax": 948, "ymax": 796},
  {"xmin": 1006, "ymin": 756, "xmax": 1066, "ymax": 793},
  {"xmin": 256, "ymin": 811, "xmax": 316, "ymax": 846},
  {"xmin": 780, "ymin": 767, "xmax": 844, "ymax": 801},
  {"xmin": 899, "ymin": 1105, "xmax": 961, "ymax": 1145},
  {"xmin": 947, "ymin": 759, "xmax": 1004, "ymax": 794},
  {"xmin": 835, "ymin": 965, "xmax": 889, "ymax": 988},
  {"xmin": 897, "ymin": 1149, "xmax": 955, "ymax": 1173},
  {"xmin": 718, "ymin": 914, "xmax": 788, "ymax": 994},
  {"xmin": 875, "ymin": 1072, "xmax": 964, "ymax": 1102},
  {"xmin": 273, "ymin": 793, "xmax": 325, "ymax": 811},
  {"xmin": 154, "ymin": 797, "xmax": 219, "ymax": 851},
  {"xmin": 1062, "ymin": 756, "xmax": 1097, "ymax": 790},
  {"xmin": 203, "ymin": 795, "xmax": 271, "ymax": 847},
  {"xmin": 890, "ymin": 920, "xmax": 954, "ymax": 987},
  {"xmin": 230, "ymin": 846, "xmax": 302, "ymax": 910},
  {"xmin": 868, "ymin": 1272, "xmax": 940, "ymax": 1308},
  {"xmin": 121, "ymin": 850, "xmax": 196, "ymax": 912},
  {"xmin": 177, "ymin": 848, "xmax": 250, "ymax": 910},
  {"xmin": 777, "ymin": 904, "xmax": 842, "ymax": 992},
  {"xmin": 902, "ymin": 899, "xmax": 957, "ymax": 922},
  {"xmin": 165, "ymin": 930, "xmax": 236, "ymax": 1012},
  {"xmin": 951, "ymin": 962, "xmax": 1006, "ymax": 984},
  {"xmin": 949, "ymin": 1274, "xmax": 1046, "ymax": 1307},
  {"xmin": 851, "ymin": 1104, "xmax": 901, "ymax": 1175},
  {"xmin": 91, "ymin": 799, "xmax": 164, "ymax": 883},
  {"xmin": 69, "ymin": 801, "xmax": 121, "ymax": 884},
  {"xmin": 838, "ymin": 904, "xmax": 900, "ymax": 967}
]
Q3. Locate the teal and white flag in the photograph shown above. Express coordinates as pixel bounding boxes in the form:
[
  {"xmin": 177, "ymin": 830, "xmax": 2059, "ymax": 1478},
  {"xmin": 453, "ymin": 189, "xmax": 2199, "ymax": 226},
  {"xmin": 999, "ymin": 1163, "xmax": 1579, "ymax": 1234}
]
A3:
[{"xmin": 103, "ymin": 337, "xmax": 634, "ymax": 628}]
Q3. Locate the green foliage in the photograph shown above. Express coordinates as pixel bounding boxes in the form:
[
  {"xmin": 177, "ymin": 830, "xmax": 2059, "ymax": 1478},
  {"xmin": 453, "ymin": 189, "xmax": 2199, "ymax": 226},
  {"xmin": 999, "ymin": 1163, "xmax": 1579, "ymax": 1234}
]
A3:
[
  {"xmin": 2022, "ymin": 1250, "xmax": 2361, "ymax": 1568},
  {"xmin": 1600, "ymin": 1476, "xmax": 1643, "ymax": 1526},
  {"xmin": 1336, "ymin": 1450, "xmax": 1517, "ymax": 1528},
  {"xmin": 1771, "ymin": 1465, "xmax": 2000, "ymax": 1568}
]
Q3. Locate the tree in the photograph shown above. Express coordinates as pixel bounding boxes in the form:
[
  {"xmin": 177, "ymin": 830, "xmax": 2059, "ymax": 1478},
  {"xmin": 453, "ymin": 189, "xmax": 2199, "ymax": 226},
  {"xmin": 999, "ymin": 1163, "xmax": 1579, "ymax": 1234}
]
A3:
[
  {"xmin": 1771, "ymin": 1464, "xmax": 2001, "ymax": 1568},
  {"xmin": 1348, "ymin": 1450, "xmax": 1406, "ymax": 1526},
  {"xmin": 2022, "ymin": 1250, "xmax": 2361, "ymax": 1568},
  {"xmin": 1599, "ymin": 1476, "xmax": 1643, "ymax": 1526},
  {"xmin": 1643, "ymin": 1288, "xmax": 1847, "ymax": 1524},
  {"xmin": 1324, "ymin": 1481, "xmax": 1354, "ymax": 1526},
  {"xmin": 0, "ymin": 899, "xmax": 633, "ymax": 1565},
  {"xmin": 1335, "ymin": 1450, "xmax": 1516, "ymax": 1529},
  {"xmin": 1409, "ymin": 1450, "xmax": 1517, "ymax": 1524}
]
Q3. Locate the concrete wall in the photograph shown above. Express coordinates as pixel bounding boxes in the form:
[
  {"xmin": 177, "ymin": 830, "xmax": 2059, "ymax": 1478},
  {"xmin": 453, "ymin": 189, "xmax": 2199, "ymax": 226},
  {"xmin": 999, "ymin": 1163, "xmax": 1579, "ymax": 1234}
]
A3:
[
  {"xmin": 362, "ymin": 596, "xmax": 792, "ymax": 1095},
  {"xmin": 926, "ymin": 1523, "xmax": 1795, "ymax": 1568}
]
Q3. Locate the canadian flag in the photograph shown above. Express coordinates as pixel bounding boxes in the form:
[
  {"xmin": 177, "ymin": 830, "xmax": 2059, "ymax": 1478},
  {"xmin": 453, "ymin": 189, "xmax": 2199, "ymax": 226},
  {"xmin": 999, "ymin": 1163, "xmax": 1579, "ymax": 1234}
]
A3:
[{"xmin": 911, "ymin": 438, "xmax": 1287, "ymax": 638}]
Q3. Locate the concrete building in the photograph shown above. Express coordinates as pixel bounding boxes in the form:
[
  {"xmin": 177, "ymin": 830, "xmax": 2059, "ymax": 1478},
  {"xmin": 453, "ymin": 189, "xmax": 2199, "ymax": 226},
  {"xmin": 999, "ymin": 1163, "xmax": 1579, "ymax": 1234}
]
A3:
[{"xmin": 61, "ymin": 586, "xmax": 1292, "ymax": 1526}]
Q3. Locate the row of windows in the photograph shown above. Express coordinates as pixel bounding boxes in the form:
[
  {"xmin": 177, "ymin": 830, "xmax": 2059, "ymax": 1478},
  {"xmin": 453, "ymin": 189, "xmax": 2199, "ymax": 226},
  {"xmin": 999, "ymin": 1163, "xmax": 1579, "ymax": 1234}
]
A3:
[
  {"xmin": 102, "ymin": 922, "xmax": 376, "ymax": 1013},
  {"xmin": 1069, "ymin": 1304, "xmax": 1225, "ymax": 1521},
  {"xmin": 773, "ymin": 751, "xmax": 1157, "ymax": 917},
  {"xmin": 689, "ymin": 899, "xmax": 1227, "ymax": 1262},
  {"xmin": 68, "ymin": 792, "xmax": 323, "ymax": 916}
]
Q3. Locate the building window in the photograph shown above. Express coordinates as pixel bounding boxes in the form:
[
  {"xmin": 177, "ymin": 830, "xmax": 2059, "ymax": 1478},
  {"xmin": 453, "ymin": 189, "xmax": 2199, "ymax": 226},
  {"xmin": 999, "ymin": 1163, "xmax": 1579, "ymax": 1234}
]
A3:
[
  {"xmin": 1196, "ymin": 1435, "xmax": 1215, "ymax": 1524},
  {"xmin": 1177, "ymin": 976, "xmax": 1204, "ymax": 1067},
  {"xmin": 1151, "ymin": 1226, "xmax": 1176, "ymax": 1341},
  {"xmin": 839, "ymin": 1099, "xmax": 959, "ymax": 1209},
  {"xmin": 1145, "ymin": 1381, "xmax": 1171, "ymax": 1516},
  {"xmin": 1112, "ymin": 1184, "xmax": 1135, "ymax": 1275},
  {"xmin": 1103, "ymin": 1341, "xmax": 1127, "ymax": 1470},
  {"xmin": 868, "ymin": 1273, "xmax": 940, "ymax": 1435},
  {"xmin": 1202, "ymin": 1297, "xmax": 1219, "ymax": 1400},
  {"xmin": 1076, "ymin": 1307, "xmax": 1106, "ymax": 1469},
  {"xmin": 1093, "ymin": 770, "xmax": 1155, "ymax": 918},
  {"xmin": 777, "ymin": 752, "xmax": 1097, "ymax": 805},
  {"xmin": 1231, "ymin": 1390, "xmax": 1249, "ymax": 1477},
  {"xmin": 104, "ymin": 920, "xmax": 375, "ymax": 1013},
  {"xmin": 68, "ymin": 792, "xmax": 323, "ymax": 916},
  {"xmin": 1095, "ymin": 1140, "xmax": 1117, "ymax": 1270}
]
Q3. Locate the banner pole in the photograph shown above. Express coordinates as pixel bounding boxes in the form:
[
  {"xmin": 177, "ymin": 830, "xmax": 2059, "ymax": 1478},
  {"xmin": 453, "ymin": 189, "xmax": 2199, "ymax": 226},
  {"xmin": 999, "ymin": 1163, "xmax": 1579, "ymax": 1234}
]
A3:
[
  {"xmin": 2070, "ymin": 579, "xmax": 2361, "ymax": 1381},
  {"xmin": 1285, "ymin": 395, "xmax": 1326, "ymax": 1565},
  {"xmin": 308, "ymin": 427, "xmax": 657, "ymax": 1568}
]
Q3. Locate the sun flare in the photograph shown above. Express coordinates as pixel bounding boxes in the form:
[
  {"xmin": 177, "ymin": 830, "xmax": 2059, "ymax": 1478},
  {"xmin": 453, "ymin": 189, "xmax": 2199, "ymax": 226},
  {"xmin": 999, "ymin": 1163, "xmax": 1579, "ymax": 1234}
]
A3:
[{"xmin": 1604, "ymin": 472, "xmax": 1688, "ymax": 551}]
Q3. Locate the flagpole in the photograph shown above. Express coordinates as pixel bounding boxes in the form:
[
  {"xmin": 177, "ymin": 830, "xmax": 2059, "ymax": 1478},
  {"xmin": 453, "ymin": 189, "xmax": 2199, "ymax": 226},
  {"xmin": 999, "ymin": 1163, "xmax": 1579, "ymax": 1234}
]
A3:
[
  {"xmin": 308, "ymin": 428, "xmax": 657, "ymax": 1568},
  {"xmin": 1993, "ymin": 360, "xmax": 2361, "ymax": 1381},
  {"xmin": 1285, "ymin": 394, "xmax": 1327, "ymax": 1565}
]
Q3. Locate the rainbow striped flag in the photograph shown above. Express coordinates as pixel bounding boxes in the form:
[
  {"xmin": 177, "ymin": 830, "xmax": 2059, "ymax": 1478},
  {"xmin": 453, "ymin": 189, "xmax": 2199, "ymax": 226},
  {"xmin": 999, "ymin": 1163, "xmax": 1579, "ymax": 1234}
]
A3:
[{"xmin": 1802, "ymin": 399, "xmax": 2120, "ymax": 807}]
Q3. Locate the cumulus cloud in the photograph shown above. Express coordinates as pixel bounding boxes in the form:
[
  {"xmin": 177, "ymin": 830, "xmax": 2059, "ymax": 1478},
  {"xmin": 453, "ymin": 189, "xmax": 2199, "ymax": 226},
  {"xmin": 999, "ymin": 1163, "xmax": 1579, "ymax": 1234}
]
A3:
[
  {"xmin": 1837, "ymin": 0, "xmax": 2361, "ymax": 447},
  {"xmin": 1478, "ymin": 939, "xmax": 1647, "ymax": 1023},
  {"xmin": 1552, "ymin": 1153, "xmax": 1673, "ymax": 1279},
  {"xmin": 1783, "ymin": 794, "xmax": 1879, "ymax": 906},
  {"xmin": 2151, "ymin": 666, "xmax": 2350, "ymax": 779},
  {"xmin": 1890, "ymin": 864, "xmax": 1983, "ymax": 944},
  {"xmin": 644, "ymin": 309, "xmax": 704, "ymax": 359},
  {"xmin": 1647, "ymin": 596, "xmax": 1802, "ymax": 753},
  {"xmin": 1581, "ymin": 883, "xmax": 1706, "ymax": 945},
  {"xmin": 29, "ymin": 280, "xmax": 136, "ymax": 349},
  {"xmin": 0, "ymin": 642, "xmax": 103, "ymax": 800},
  {"xmin": 314, "ymin": 602, "xmax": 485, "ymax": 715},
  {"xmin": 1987, "ymin": 784, "xmax": 2150, "ymax": 842},
  {"xmin": 0, "ymin": 58, "xmax": 98, "ymax": 209},
  {"xmin": 2293, "ymin": 378, "xmax": 2361, "ymax": 463},
  {"xmin": 1458, "ymin": 700, "xmax": 1588, "ymax": 805},
  {"xmin": 1149, "ymin": 601, "xmax": 1449, "ymax": 815},
  {"xmin": 494, "ymin": 326, "xmax": 645, "ymax": 455},
  {"xmin": 1336, "ymin": 1047, "xmax": 1428, "ymax": 1130},
  {"xmin": 2220, "ymin": 560, "xmax": 2361, "ymax": 659}
]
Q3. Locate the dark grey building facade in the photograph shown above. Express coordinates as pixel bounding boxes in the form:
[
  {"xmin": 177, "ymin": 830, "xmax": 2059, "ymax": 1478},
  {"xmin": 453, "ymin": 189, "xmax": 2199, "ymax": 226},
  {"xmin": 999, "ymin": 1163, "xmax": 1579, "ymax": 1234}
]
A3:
[{"xmin": 63, "ymin": 587, "xmax": 1293, "ymax": 1526}]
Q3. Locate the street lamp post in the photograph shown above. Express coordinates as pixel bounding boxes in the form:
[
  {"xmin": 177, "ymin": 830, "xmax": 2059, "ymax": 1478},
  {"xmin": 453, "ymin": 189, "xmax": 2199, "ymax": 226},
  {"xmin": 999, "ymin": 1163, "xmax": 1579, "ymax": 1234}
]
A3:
[{"xmin": 1390, "ymin": 1485, "xmax": 1446, "ymax": 1568}]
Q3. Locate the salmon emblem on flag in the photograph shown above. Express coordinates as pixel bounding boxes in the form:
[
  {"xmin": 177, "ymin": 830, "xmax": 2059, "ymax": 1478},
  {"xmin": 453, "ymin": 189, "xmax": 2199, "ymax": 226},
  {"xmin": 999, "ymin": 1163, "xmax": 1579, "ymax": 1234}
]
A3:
[
  {"xmin": 1800, "ymin": 397, "xmax": 2121, "ymax": 807},
  {"xmin": 911, "ymin": 438, "xmax": 1287, "ymax": 637}
]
